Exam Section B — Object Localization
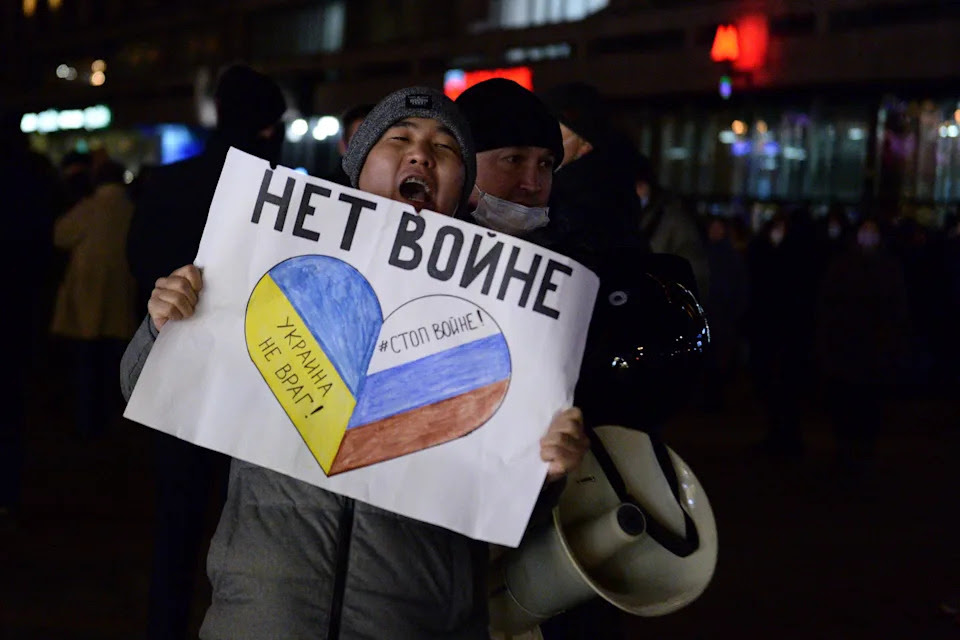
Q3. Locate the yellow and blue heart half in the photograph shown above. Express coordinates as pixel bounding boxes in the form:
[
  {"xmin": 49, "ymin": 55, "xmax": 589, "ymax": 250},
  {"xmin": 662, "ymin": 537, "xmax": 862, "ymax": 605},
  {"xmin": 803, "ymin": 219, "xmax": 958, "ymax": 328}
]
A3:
[{"xmin": 246, "ymin": 255, "xmax": 511, "ymax": 475}]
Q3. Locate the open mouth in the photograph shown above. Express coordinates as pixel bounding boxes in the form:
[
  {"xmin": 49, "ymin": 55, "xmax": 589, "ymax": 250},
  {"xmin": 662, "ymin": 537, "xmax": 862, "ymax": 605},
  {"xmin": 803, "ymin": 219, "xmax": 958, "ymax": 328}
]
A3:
[{"xmin": 398, "ymin": 176, "xmax": 433, "ymax": 209}]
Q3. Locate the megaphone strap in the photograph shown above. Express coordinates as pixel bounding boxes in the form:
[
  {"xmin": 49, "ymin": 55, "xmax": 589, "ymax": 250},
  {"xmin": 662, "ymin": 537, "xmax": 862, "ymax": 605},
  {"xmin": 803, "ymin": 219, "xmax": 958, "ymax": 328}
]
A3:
[{"xmin": 586, "ymin": 429, "xmax": 700, "ymax": 558}]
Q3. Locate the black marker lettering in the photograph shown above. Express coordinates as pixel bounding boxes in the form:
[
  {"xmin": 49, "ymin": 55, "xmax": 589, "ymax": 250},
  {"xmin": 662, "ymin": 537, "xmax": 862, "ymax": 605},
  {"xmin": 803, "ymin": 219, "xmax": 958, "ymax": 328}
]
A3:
[
  {"xmin": 533, "ymin": 259, "xmax": 573, "ymax": 320},
  {"xmin": 497, "ymin": 246, "xmax": 542, "ymax": 308},
  {"xmin": 251, "ymin": 169, "xmax": 295, "ymax": 231},
  {"xmin": 292, "ymin": 182, "xmax": 331, "ymax": 241},
  {"xmin": 389, "ymin": 212, "xmax": 426, "ymax": 270},
  {"xmin": 338, "ymin": 194, "xmax": 378, "ymax": 251}
]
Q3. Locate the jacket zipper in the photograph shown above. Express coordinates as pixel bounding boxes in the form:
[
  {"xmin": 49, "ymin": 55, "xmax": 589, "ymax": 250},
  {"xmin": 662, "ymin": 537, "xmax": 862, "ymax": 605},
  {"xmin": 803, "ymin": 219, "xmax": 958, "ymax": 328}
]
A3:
[{"xmin": 326, "ymin": 496, "xmax": 356, "ymax": 640}]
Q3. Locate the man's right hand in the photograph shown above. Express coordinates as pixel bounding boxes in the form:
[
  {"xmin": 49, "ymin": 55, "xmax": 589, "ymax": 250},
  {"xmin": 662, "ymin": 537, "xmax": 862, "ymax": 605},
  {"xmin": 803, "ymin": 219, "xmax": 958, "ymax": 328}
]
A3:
[{"xmin": 148, "ymin": 264, "xmax": 203, "ymax": 331}]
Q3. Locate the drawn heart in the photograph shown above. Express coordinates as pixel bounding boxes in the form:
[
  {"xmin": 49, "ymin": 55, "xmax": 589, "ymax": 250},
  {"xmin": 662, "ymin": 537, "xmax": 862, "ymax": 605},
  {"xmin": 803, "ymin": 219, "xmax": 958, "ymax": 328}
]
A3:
[{"xmin": 246, "ymin": 258, "xmax": 511, "ymax": 476}]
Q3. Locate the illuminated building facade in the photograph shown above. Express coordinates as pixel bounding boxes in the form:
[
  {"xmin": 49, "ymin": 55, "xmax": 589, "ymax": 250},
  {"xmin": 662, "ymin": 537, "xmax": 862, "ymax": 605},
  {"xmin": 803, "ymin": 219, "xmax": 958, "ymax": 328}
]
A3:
[{"xmin": 4, "ymin": 0, "xmax": 960, "ymax": 219}]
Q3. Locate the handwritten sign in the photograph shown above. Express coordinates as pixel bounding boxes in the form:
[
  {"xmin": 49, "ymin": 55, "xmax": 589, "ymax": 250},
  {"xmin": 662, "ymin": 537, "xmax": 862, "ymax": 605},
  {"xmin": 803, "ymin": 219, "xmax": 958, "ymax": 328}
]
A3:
[{"xmin": 124, "ymin": 148, "xmax": 598, "ymax": 546}]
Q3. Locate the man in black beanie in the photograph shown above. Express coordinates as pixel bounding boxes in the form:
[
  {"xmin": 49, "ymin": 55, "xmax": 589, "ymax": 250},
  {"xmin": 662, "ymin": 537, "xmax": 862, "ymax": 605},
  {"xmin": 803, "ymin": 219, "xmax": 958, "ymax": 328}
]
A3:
[
  {"xmin": 123, "ymin": 62, "xmax": 286, "ymax": 640},
  {"xmin": 455, "ymin": 78, "xmax": 564, "ymax": 238}
]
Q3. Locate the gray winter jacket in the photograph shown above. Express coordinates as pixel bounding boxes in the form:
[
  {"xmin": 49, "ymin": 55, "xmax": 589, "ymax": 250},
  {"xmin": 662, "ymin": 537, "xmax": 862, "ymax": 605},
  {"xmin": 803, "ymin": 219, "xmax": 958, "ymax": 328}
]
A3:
[
  {"xmin": 120, "ymin": 315, "xmax": 558, "ymax": 639},
  {"xmin": 638, "ymin": 192, "xmax": 710, "ymax": 302}
]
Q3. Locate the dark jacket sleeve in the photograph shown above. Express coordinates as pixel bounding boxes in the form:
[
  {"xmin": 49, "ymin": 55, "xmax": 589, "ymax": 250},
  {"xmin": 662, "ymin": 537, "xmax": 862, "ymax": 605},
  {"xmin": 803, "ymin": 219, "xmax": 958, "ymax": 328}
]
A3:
[
  {"xmin": 523, "ymin": 477, "xmax": 567, "ymax": 539},
  {"xmin": 120, "ymin": 314, "xmax": 159, "ymax": 402}
]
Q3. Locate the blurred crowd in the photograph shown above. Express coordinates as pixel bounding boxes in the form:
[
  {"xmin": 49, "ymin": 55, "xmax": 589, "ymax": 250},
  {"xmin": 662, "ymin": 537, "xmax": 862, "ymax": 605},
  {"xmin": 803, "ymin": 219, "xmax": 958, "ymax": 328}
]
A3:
[
  {"xmin": 4, "ymin": 71, "xmax": 960, "ymax": 509},
  {"xmin": 2, "ymin": 65, "xmax": 960, "ymax": 637}
]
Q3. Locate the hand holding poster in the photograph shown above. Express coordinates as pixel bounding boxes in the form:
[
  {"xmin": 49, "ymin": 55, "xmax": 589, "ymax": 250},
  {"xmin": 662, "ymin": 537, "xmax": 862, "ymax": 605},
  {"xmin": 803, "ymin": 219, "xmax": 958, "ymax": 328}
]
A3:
[{"xmin": 124, "ymin": 148, "xmax": 598, "ymax": 546}]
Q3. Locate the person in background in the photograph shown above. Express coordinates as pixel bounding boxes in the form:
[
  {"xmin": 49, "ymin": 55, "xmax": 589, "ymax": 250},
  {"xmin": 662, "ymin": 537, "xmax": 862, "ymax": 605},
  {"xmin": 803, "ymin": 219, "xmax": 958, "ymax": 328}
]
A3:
[
  {"xmin": 326, "ymin": 102, "xmax": 374, "ymax": 186},
  {"xmin": 338, "ymin": 103, "xmax": 373, "ymax": 157},
  {"xmin": 127, "ymin": 62, "xmax": 287, "ymax": 312},
  {"xmin": 816, "ymin": 217, "xmax": 910, "ymax": 480},
  {"xmin": 59, "ymin": 149, "xmax": 93, "ymax": 212},
  {"xmin": 889, "ymin": 216, "xmax": 945, "ymax": 389},
  {"xmin": 51, "ymin": 159, "xmax": 137, "ymax": 440},
  {"xmin": 121, "ymin": 86, "xmax": 587, "ymax": 640},
  {"xmin": 819, "ymin": 204, "xmax": 851, "ymax": 263},
  {"xmin": 745, "ymin": 209, "xmax": 819, "ymax": 458},
  {"xmin": 52, "ymin": 150, "xmax": 94, "ymax": 295},
  {"xmin": 701, "ymin": 216, "xmax": 749, "ymax": 411},
  {"xmin": 942, "ymin": 213, "xmax": 960, "ymax": 387},
  {"xmin": 0, "ymin": 109, "xmax": 59, "ymax": 523},
  {"xmin": 633, "ymin": 152, "xmax": 710, "ymax": 300},
  {"xmin": 537, "ymin": 81, "xmax": 649, "ymax": 268},
  {"xmin": 124, "ymin": 62, "xmax": 287, "ymax": 640}
]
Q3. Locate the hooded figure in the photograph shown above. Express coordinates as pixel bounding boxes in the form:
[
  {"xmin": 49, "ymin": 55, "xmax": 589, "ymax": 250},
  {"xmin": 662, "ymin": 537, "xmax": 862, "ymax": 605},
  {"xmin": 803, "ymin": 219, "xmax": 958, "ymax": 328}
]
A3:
[
  {"xmin": 537, "ymin": 81, "xmax": 649, "ymax": 269},
  {"xmin": 123, "ymin": 62, "xmax": 287, "ymax": 640},
  {"xmin": 127, "ymin": 63, "xmax": 287, "ymax": 311}
]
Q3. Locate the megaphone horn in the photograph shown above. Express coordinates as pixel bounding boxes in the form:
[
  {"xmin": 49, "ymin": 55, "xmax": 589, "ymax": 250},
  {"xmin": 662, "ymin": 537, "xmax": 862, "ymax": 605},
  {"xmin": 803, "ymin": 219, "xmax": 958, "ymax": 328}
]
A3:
[{"xmin": 489, "ymin": 426, "xmax": 718, "ymax": 635}]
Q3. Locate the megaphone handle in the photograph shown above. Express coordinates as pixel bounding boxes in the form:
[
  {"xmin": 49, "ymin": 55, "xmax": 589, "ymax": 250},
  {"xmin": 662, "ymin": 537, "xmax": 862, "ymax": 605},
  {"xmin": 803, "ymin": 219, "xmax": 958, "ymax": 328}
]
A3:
[{"xmin": 586, "ymin": 427, "xmax": 700, "ymax": 558}]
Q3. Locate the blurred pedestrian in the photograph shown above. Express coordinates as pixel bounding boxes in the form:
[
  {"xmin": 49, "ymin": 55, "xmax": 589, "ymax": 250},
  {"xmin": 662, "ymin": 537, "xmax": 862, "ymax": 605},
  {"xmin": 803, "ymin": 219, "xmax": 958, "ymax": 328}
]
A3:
[
  {"xmin": 634, "ymin": 152, "xmax": 710, "ymax": 300},
  {"xmin": 890, "ymin": 217, "xmax": 945, "ymax": 389},
  {"xmin": 124, "ymin": 62, "xmax": 287, "ymax": 640},
  {"xmin": 127, "ymin": 62, "xmax": 287, "ymax": 312},
  {"xmin": 701, "ymin": 216, "xmax": 749, "ymax": 410},
  {"xmin": 52, "ymin": 150, "xmax": 94, "ymax": 297},
  {"xmin": 816, "ymin": 218, "xmax": 910, "ymax": 479},
  {"xmin": 327, "ymin": 102, "xmax": 374, "ymax": 186},
  {"xmin": 745, "ymin": 209, "xmax": 819, "ymax": 457},
  {"xmin": 818, "ymin": 204, "xmax": 851, "ymax": 265},
  {"xmin": 942, "ymin": 214, "xmax": 960, "ymax": 386},
  {"xmin": 537, "ymin": 81, "xmax": 649, "ymax": 269},
  {"xmin": 59, "ymin": 149, "xmax": 93, "ymax": 211},
  {"xmin": 0, "ymin": 109, "xmax": 59, "ymax": 520},
  {"xmin": 51, "ymin": 159, "xmax": 137, "ymax": 439}
]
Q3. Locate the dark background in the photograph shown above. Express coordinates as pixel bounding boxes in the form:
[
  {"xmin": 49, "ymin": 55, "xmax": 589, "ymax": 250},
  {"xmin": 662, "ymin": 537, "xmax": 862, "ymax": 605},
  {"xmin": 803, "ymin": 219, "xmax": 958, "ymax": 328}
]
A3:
[{"xmin": 2, "ymin": 1, "xmax": 960, "ymax": 638}]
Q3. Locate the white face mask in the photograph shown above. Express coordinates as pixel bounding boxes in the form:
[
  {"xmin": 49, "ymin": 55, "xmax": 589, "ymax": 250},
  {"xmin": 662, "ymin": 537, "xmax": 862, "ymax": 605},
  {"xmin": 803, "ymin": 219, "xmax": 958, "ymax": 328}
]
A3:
[{"xmin": 470, "ymin": 188, "xmax": 550, "ymax": 236}]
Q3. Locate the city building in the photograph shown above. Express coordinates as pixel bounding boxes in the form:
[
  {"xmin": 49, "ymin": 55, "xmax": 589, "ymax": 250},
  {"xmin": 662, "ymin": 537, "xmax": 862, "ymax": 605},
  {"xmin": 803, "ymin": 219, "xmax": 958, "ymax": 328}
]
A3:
[{"xmin": 5, "ymin": 0, "xmax": 960, "ymax": 224}]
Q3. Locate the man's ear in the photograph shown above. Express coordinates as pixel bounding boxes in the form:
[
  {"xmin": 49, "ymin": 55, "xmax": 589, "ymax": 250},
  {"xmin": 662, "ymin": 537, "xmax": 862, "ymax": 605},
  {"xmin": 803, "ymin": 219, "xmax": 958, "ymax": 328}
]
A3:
[{"xmin": 580, "ymin": 139, "xmax": 593, "ymax": 159}]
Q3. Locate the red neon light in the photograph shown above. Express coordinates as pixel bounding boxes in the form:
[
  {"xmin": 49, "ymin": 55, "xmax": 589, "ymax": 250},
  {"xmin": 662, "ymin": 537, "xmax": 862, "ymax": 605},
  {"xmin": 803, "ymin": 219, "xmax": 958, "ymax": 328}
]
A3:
[
  {"xmin": 443, "ymin": 66, "xmax": 534, "ymax": 100},
  {"xmin": 710, "ymin": 25, "xmax": 740, "ymax": 62},
  {"xmin": 733, "ymin": 14, "xmax": 769, "ymax": 71}
]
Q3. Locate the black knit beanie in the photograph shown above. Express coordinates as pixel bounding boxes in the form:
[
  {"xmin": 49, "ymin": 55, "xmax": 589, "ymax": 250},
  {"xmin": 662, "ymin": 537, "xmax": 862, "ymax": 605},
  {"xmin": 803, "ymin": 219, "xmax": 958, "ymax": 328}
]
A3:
[{"xmin": 455, "ymin": 78, "xmax": 564, "ymax": 165}]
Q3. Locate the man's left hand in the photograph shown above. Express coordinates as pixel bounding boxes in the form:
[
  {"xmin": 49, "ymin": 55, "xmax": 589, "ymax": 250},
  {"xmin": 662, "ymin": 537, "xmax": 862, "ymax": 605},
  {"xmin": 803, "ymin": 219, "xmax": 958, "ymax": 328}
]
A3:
[{"xmin": 540, "ymin": 407, "xmax": 589, "ymax": 483}]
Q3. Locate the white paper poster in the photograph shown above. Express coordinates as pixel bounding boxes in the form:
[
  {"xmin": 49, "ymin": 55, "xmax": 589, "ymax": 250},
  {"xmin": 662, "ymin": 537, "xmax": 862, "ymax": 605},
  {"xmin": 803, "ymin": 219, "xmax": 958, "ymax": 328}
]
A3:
[{"xmin": 125, "ymin": 148, "xmax": 598, "ymax": 546}]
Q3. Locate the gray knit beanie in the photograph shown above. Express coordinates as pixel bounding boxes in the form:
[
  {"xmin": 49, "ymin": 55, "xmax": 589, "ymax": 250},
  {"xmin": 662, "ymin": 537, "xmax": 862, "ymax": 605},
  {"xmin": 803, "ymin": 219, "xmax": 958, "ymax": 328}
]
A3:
[{"xmin": 342, "ymin": 86, "xmax": 476, "ymax": 215}]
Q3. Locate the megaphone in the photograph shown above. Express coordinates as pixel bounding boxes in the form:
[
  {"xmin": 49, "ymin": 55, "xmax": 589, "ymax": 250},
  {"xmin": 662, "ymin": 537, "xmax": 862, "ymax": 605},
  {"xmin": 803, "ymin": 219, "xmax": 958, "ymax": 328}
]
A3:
[{"xmin": 489, "ymin": 425, "xmax": 718, "ymax": 635}]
